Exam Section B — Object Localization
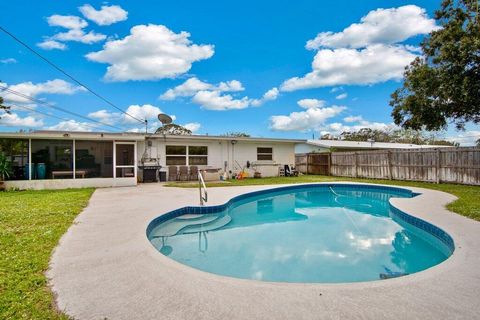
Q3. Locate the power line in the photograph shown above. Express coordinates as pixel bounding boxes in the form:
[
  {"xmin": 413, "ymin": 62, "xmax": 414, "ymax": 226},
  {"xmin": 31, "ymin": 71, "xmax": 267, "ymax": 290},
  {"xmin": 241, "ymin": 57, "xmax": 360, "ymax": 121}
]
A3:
[
  {"xmin": 0, "ymin": 25, "xmax": 146, "ymax": 125},
  {"xmin": 11, "ymin": 103, "xmax": 108, "ymax": 132},
  {"xmin": 0, "ymin": 86, "xmax": 124, "ymax": 131}
]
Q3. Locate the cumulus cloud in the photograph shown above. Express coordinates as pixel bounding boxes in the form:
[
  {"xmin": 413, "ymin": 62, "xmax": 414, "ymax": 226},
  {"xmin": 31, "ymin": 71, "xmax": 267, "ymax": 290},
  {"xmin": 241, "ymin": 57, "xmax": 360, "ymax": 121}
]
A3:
[
  {"xmin": 159, "ymin": 77, "xmax": 243, "ymax": 100},
  {"xmin": 297, "ymin": 98, "xmax": 326, "ymax": 109},
  {"xmin": 270, "ymin": 104, "xmax": 346, "ymax": 131},
  {"xmin": 47, "ymin": 15, "xmax": 88, "ymax": 30},
  {"xmin": 183, "ymin": 122, "xmax": 201, "ymax": 133},
  {"xmin": 280, "ymin": 44, "xmax": 417, "ymax": 91},
  {"xmin": 85, "ymin": 24, "xmax": 214, "ymax": 81},
  {"xmin": 281, "ymin": 5, "xmax": 437, "ymax": 92},
  {"xmin": 320, "ymin": 115, "xmax": 396, "ymax": 136},
  {"xmin": 79, "ymin": 4, "xmax": 128, "ymax": 26},
  {"xmin": 87, "ymin": 109, "xmax": 121, "ymax": 125},
  {"xmin": 37, "ymin": 40, "xmax": 67, "ymax": 50},
  {"xmin": 343, "ymin": 115, "xmax": 363, "ymax": 123},
  {"xmin": 52, "ymin": 28, "xmax": 106, "ymax": 44},
  {"xmin": 2, "ymin": 79, "xmax": 85, "ymax": 104},
  {"xmin": 0, "ymin": 112, "xmax": 43, "ymax": 127},
  {"xmin": 251, "ymin": 87, "xmax": 279, "ymax": 107},
  {"xmin": 305, "ymin": 5, "xmax": 439, "ymax": 49},
  {"xmin": 124, "ymin": 104, "xmax": 162, "ymax": 124},
  {"xmin": 47, "ymin": 119, "xmax": 94, "ymax": 131},
  {"xmin": 336, "ymin": 93, "xmax": 348, "ymax": 100},
  {"xmin": 192, "ymin": 90, "xmax": 250, "ymax": 111}
]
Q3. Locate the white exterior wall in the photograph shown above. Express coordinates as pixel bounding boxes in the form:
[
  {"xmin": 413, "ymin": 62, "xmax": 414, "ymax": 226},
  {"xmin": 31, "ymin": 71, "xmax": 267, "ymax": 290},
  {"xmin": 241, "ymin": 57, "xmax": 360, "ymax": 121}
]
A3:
[
  {"xmin": 295, "ymin": 143, "xmax": 330, "ymax": 154},
  {"xmin": 139, "ymin": 138, "xmax": 296, "ymax": 179},
  {"xmin": 4, "ymin": 177, "xmax": 136, "ymax": 190}
]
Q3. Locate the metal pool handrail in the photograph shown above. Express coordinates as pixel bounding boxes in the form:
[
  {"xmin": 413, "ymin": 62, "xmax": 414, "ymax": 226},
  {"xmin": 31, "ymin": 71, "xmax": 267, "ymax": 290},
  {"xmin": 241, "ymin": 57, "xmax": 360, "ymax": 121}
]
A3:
[{"xmin": 198, "ymin": 170, "xmax": 208, "ymax": 206}]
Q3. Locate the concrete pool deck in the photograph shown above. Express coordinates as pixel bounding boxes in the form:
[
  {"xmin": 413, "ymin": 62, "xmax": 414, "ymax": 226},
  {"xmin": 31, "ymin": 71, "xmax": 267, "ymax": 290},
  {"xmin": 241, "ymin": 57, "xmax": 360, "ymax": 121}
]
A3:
[{"xmin": 48, "ymin": 182, "xmax": 480, "ymax": 320}]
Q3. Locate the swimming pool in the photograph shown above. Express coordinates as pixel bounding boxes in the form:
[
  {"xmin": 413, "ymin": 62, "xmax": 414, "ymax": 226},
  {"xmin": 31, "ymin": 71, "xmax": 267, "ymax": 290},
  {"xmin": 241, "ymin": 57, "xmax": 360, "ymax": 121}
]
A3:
[{"xmin": 147, "ymin": 184, "xmax": 454, "ymax": 283}]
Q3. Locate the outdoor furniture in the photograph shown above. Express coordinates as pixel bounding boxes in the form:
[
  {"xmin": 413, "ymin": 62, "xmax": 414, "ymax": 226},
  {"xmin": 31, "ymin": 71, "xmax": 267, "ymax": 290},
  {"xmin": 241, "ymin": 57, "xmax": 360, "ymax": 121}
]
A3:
[
  {"xmin": 168, "ymin": 166, "xmax": 178, "ymax": 181},
  {"xmin": 179, "ymin": 166, "xmax": 189, "ymax": 181},
  {"xmin": 189, "ymin": 166, "xmax": 199, "ymax": 180},
  {"xmin": 52, "ymin": 170, "xmax": 86, "ymax": 179},
  {"xmin": 284, "ymin": 165, "xmax": 299, "ymax": 177}
]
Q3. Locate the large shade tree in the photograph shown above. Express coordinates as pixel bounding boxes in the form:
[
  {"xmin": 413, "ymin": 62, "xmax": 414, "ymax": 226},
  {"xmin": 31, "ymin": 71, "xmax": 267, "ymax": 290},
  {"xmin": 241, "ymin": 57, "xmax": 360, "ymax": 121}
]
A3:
[
  {"xmin": 155, "ymin": 123, "xmax": 192, "ymax": 135},
  {"xmin": 390, "ymin": 0, "xmax": 480, "ymax": 131}
]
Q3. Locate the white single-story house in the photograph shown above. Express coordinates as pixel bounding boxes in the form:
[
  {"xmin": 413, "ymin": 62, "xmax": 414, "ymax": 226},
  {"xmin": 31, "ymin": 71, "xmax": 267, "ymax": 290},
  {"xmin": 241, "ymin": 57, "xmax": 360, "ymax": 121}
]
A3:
[
  {"xmin": 295, "ymin": 139, "xmax": 450, "ymax": 153},
  {"xmin": 0, "ymin": 130, "xmax": 305, "ymax": 190}
]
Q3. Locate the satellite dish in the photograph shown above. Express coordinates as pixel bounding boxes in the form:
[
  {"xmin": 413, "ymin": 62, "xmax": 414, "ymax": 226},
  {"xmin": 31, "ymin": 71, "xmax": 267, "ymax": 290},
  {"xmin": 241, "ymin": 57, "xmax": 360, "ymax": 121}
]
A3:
[{"xmin": 157, "ymin": 113, "xmax": 173, "ymax": 125}]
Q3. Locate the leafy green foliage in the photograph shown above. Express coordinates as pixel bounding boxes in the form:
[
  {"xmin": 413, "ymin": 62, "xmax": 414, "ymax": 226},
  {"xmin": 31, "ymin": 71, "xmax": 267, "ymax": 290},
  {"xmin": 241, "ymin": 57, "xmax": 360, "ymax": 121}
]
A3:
[
  {"xmin": 0, "ymin": 96, "xmax": 11, "ymax": 119},
  {"xmin": 0, "ymin": 188, "xmax": 94, "ymax": 319},
  {"xmin": 321, "ymin": 128, "xmax": 457, "ymax": 145},
  {"xmin": 220, "ymin": 132, "xmax": 251, "ymax": 137},
  {"xmin": 391, "ymin": 0, "xmax": 480, "ymax": 131},
  {"xmin": 155, "ymin": 123, "xmax": 192, "ymax": 135},
  {"xmin": 0, "ymin": 152, "xmax": 12, "ymax": 181}
]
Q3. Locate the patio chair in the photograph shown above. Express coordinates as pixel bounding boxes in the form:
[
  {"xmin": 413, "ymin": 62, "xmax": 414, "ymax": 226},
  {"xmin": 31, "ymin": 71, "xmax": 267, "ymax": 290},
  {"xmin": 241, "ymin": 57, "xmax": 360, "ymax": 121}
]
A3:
[
  {"xmin": 179, "ymin": 165, "xmax": 189, "ymax": 181},
  {"xmin": 168, "ymin": 166, "xmax": 178, "ymax": 181},
  {"xmin": 189, "ymin": 166, "xmax": 199, "ymax": 181}
]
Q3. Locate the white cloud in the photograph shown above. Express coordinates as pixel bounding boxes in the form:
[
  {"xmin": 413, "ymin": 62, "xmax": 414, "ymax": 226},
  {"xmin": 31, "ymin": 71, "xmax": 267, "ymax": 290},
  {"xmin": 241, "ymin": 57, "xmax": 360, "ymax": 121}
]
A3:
[
  {"xmin": 270, "ymin": 105, "xmax": 346, "ymax": 131},
  {"xmin": 124, "ymin": 104, "xmax": 162, "ymax": 123},
  {"xmin": 87, "ymin": 109, "xmax": 121, "ymax": 125},
  {"xmin": 447, "ymin": 131, "xmax": 480, "ymax": 146},
  {"xmin": 2, "ymin": 79, "xmax": 85, "ymax": 104},
  {"xmin": 306, "ymin": 5, "xmax": 438, "ymax": 49},
  {"xmin": 0, "ymin": 58, "xmax": 17, "ymax": 64},
  {"xmin": 280, "ymin": 44, "xmax": 417, "ymax": 91},
  {"xmin": 297, "ymin": 98, "xmax": 326, "ymax": 109},
  {"xmin": 251, "ymin": 87, "xmax": 279, "ymax": 107},
  {"xmin": 343, "ymin": 115, "xmax": 363, "ymax": 123},
  {"xmin": 52, "ymin": 29, "xmax": 106, "ymax": 44},
  {"xmin": 46, "ymin": 119, "xmax": 94, "ymax": 131},
  {"xmin": 86, "ymin": 24, "xmax": 214, "ymax": 81},
  {"xmin": 183, "ymin": 122, "xmax": 201, "ymax": 133},
  {"xmin": 0, "ymin": 112, "xmax": 43, "ymax": 127},
  {"xmin": 79, "ymin": 4, "xmax": 128, "ymax": 26},
  {"xmin": 159, "ymin": 77, "xmax": 244, "ymax": 100},
  {"xmin": 330, "ymin": 87, "xmax": 342, "ymax": 93},
  {"xmin": 336, "ymin": 93, "xmax": 348, "ymax": 100},
  {"xmin": 192, "ymin": 90, "xmax": 250, "ymax": 111},
  {"xmin": 37, "ymin": 40, "xmax": 67, "ymax": 50},
  {"xmin": 47, "ymin": 15, "xmax": 88, "ymax": 30}
]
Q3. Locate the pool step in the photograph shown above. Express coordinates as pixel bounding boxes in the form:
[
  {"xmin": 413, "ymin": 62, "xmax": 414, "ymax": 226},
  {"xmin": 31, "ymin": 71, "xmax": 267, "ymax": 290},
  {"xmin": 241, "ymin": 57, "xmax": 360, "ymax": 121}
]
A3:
[
  {"xmin": 179, "ymin": 215, "xmax": 232, "ymax": 234},
  {"xmin": 176, "ymin": 214, "xmax": 205, "ymax": 220},
  {"xmin": 150, "ymin": 214, "xmax": 219, "ymax": 237}
]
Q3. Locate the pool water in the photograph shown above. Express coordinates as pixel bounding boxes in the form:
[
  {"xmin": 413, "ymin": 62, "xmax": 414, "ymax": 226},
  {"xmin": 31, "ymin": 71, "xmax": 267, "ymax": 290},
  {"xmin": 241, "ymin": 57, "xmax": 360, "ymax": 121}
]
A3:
[{"xmin": 148, "ymin": 185, "xmax": 452, "ymax": 283}]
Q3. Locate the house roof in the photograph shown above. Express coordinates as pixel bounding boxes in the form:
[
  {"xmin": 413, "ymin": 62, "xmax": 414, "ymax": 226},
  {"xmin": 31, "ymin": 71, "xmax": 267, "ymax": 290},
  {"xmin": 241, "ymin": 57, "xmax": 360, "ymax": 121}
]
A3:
[
  {"xmin": 0, "ymin": 130, "xmax": 306, "ymax": 144},
  {"xmin": 305, "ymin": 139, "xmax": 451, "ymax": 149}
]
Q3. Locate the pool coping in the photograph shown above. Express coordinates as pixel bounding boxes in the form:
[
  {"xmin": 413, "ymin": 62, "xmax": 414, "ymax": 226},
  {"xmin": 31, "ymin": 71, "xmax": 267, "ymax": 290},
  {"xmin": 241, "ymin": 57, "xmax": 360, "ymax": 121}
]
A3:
[{"xmin": 48, "ymin": 181, "xmax": 480, "ymax": 319}]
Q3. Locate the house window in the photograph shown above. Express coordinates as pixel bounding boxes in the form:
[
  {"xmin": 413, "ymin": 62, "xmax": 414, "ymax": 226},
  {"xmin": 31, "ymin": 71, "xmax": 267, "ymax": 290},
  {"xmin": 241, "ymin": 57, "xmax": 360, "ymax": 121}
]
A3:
[
  {"xmin": 165, "ymin": 145, "xmax": 208, "ymax": 166},
  {"xmin": 188, "ymin": 146, "xmax": 208, "ymax": 165},
  {"xmin": 257, "ymin": 147, "xmax": 273, "ymax": 161},
  {"xmin": 166, "ymin": 145, "xmax": 187, "ymax": 165}
]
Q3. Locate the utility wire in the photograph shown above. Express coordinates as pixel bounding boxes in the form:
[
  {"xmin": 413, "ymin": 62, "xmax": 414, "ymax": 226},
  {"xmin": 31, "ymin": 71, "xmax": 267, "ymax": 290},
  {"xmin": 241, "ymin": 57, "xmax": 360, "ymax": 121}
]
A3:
[
  {"xmin": 0, "ymin": 86, "xmax": 124, "ymax": 131},
  {"xmin": 11, "ymin": 103, "xmax": 108, "ymax": 132},
  {"xmin": 0, "ymin": 25, "xmax": 146, "ymax": 125}
]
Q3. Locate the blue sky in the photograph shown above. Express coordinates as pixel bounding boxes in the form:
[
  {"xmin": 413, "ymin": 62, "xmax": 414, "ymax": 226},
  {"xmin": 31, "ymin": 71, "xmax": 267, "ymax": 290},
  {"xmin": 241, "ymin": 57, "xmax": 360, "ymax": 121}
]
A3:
[{"xmin": 0, "ymin": 0, "xmax": 478, "ymax": 144}]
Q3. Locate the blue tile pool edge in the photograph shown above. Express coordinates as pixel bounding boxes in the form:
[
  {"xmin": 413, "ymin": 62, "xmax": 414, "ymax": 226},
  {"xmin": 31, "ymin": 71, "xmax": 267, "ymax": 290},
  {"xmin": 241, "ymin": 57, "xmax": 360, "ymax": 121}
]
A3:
[{"xmin": 146, "ymin": 183, "xmax": 454, "ymax": 255}]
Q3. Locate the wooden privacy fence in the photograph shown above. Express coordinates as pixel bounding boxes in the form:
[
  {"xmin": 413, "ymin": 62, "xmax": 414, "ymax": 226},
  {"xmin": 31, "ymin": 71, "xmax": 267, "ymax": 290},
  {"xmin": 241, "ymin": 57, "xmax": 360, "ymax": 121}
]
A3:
[
  {"xmin": 295, "ymin": 153, "xmax": 330, "ymax": 175},
  {"xmin": 330, "ymin": 147, "xmax": 480, "ymax": 185}
]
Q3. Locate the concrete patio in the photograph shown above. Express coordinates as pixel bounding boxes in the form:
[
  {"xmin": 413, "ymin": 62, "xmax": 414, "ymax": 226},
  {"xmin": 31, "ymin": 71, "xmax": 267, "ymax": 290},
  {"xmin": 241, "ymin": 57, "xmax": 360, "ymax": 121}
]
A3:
[{"xmin": 48, "ymin": 183, "xmax": 480, "ymax": 320}]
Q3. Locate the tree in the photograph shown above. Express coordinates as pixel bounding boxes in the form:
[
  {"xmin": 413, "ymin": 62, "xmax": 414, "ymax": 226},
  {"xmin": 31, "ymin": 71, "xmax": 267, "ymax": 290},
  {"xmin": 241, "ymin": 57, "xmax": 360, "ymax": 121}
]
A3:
[
  {"xmin": 220, "ymin": 132, "xmax": 251, "ymax": 137},
  {"xmin": 155, "ymin": 123, "xmax": 192, "ymax": 135},
  {"xmin": 390, "ymin": 0, "xmax": 480, "ymax": 131},
  {"xmin": 0, "ymin": 96, "xmax": 11, "ymax": 119}
]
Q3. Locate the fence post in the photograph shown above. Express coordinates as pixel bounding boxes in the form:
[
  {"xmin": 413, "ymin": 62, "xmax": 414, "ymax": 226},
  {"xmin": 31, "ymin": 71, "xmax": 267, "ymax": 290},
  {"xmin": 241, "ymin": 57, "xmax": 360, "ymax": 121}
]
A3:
[
  {"xmin": 354, "ymin": 152, "xmax": 358, "ymax": 178},
  {"xmin": 327, "ymin": 153, "xmax": 331, "ymax": 176},
  {"xmin": 387, "ymin": 151, "xmax": 392, "ymax": 180},
  {"xmin": 306, "ymin": 153, "xmax": 309, "ymax": 175},
  {"xmin": 436, "ymin": 149, "xmax": 441, "ymax": 184}
]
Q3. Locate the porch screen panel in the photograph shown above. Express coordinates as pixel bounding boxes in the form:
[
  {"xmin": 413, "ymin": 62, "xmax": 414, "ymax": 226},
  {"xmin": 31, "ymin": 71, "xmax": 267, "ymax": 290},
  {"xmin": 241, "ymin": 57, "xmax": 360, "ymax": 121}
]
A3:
[
  {"xmin": 0, "ymin": 138, "xmax": 29, "ymax": 180},
  {"xmin": 31, "ymin": 139, "xmax": 73, "ymax": 179},
  {"xmin": 75, "ymin": 140, "xmax": 113, "ymax": 178}
]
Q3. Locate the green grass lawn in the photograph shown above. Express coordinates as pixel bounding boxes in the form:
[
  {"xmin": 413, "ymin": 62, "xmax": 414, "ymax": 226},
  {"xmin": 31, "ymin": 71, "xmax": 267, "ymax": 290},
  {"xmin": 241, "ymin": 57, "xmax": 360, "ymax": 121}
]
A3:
[
  {"xmin": 0, "ymin": 188, "xmax": 94, "ymax": 320},
  {"xmin": 166, "ymin": 175, "xmax": 480, "ymax": 221}
]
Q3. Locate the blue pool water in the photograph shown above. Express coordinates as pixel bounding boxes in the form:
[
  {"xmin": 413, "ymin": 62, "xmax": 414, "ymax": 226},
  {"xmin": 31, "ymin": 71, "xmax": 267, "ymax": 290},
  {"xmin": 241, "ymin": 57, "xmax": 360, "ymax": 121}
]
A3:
[{"xmin": 147, "ymin": 184, "xmax": 453, "ymax": 283}]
